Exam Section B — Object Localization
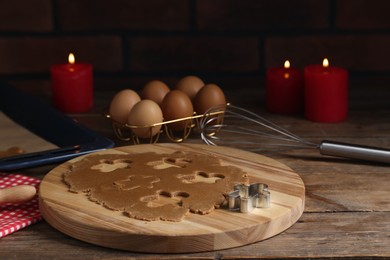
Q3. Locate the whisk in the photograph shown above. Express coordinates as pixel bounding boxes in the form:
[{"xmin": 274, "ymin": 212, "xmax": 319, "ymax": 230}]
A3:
[{"xmin": 199, "ymin": 104, "xmax": 390, "ymax": 164}]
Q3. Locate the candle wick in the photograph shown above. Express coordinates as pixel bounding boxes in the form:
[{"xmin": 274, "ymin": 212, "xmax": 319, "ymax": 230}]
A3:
[{"xmin": 323, "ymin": 67, "xmax": 329, "ymax": 75}]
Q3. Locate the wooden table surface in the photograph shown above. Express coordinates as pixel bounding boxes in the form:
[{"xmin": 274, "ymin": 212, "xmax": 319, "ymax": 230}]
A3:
[{"xmin": 1, "ymin": 79, "xmax": 390, "ymax": 259}]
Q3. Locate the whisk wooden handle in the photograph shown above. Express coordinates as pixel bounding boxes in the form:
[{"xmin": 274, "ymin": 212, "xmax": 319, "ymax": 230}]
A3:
[{"xmin": 319, "ymin": 141, "xmax": 390, "ymax": 164}]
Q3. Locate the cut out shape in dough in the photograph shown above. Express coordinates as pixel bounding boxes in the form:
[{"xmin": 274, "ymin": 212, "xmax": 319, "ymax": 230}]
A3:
[{"xmin": 63, "ymin": 151, "xmax": 249, "ymax": 222}]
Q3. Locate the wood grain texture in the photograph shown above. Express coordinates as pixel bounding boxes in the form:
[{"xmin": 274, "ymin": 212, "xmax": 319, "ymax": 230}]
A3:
[
  {"xmin": 39, "ymin": 143, "xmax": 305, "ymax": 253},
  {"xmin": 5, "ymin": 82, "xmax": 389, "ymax": 259}
]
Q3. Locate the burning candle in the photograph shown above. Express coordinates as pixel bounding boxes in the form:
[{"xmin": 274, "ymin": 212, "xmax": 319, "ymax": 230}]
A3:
[
  {"xmin": 51, "ymin": 53, "xmax": 93, "ymax": 113},
  {"xmin": 266, "ymin": 60, "xmax": 304, "ymax": 115},
  {"xmin": 304, "ymin": 58, "xmax": 348, "ymax": 122}
]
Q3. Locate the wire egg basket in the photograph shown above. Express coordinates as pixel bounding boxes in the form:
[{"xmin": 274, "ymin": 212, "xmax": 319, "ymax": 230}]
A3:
[{"xmin": 105, "ymin": 106, "xmax": 226, "ymax": 144}]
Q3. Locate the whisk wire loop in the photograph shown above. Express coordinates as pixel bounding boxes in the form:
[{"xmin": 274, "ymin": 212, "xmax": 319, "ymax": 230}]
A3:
[
  {"xmin": 199, "ymin": 104, "xmax": 318, "ymax": 152},
  {"xmin": 199, "ymin": 104, "xmax": 390, "ymax": 163}
]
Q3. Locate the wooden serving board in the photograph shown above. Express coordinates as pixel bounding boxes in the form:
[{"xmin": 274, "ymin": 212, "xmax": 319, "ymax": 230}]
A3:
[{"xmin": 39, "ymin": 143, "xmax": 305, "ymax": 253}]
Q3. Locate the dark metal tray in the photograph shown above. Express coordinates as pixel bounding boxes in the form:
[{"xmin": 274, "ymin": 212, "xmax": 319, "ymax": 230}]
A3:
[{"xmin": 0, "ymin": 82, "xmax": 114, "ymax": 171}]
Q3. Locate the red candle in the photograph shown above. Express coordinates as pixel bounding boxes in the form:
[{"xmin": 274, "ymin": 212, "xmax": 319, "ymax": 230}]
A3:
[
  {"xmin": 51, "ymin": 53, "xmax": 93, "ymax": 113},
  {"xmin": 304, "ymin": 58, "xmax": 348, "ymax": 122},
  {"xmin": 266, "ymin": 60, "xmax": 304, "ymax": 115}
]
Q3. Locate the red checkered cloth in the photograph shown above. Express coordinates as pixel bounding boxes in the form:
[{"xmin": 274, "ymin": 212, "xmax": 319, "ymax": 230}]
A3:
[{"xmin": 0, "ymin": 173, "xmax": 41, "ymax": 238}]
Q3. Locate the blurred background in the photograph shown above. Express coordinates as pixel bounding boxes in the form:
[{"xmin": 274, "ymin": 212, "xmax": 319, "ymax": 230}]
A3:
[{"xmin": 0, "ymin": 0, "xmax": 389, "ymax": 107}]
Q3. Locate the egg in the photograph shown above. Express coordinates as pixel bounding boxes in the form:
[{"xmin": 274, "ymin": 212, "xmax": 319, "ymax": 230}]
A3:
[
  {"xmin": 109, "ymin": 89, "xmax": 141, "ymax": 124},
  {"xmin": 141, "ymin": 80, "xmax": 170, "ymax": 105},
  {"xmin": 161, "ymin": 90, "xmax": 194, "ymax": 131},
  {"xmin": 194, "ymin": 83, "xmax": 226, "ymax": 114},
  {"xmin": 175, "ymin": 75, "xmax": 205, "ymax": 101},
  {"xmin": 127, "ymin": 100, "xmax": 163, "ymax": 138}
]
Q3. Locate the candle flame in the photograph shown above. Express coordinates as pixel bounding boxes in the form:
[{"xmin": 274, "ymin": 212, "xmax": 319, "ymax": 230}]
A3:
[
  {"xmin": 284, "ymin": 60, "xmax": 290, "ymax": 69},
  {"xmin": 323, "ymin": 58, "xmax": 329, "ymax": 68},
  {"xmin": 68, "ymin": 53, "xmax": 75, "ymax": 64}
]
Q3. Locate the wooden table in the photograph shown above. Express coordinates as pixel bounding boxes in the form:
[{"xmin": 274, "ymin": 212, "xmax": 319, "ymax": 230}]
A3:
[{"xmin": 1, "ymin": 78, "xmax": 390, "ymax": 259}]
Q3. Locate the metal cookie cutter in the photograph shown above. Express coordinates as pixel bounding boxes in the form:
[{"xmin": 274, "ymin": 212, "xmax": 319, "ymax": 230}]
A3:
[{"xmin": 228, "ymin": 183, "xmax": 270, "ymax": 213}]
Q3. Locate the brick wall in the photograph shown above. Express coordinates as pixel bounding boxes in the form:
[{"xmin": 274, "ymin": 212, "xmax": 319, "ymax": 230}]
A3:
[{"xmin": 1, "ymin": 0, "xmax": 390, "ymax": 96}]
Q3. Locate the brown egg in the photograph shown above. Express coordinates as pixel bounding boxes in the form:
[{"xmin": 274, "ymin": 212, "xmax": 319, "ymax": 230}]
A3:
[
  {"xmin": 161, "ymin": 90, "xmax": 194, "ymax": 131},
  {"xmin": 127, "ymin": 100, "xmax": 163, "ymax": 138},
  {"xmin": 141, "ymin": 80, "xmax": 170, "ymax": 105},
  {"xmin": 109, "ymin": 89, "xmax": 141, "ymax": 124},
  {"xmin": 194, "ymin": 83, "xmax": 226, "ymax": 114},
  {"xmin": 175, "ymin": 75, "xmax": 205, "ymax": 101}
]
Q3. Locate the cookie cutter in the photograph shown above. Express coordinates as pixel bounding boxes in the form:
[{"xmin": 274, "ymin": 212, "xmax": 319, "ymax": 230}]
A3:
[{"xmin": 227, "ymin": 183, "xmax": 270, "ymax": 213}]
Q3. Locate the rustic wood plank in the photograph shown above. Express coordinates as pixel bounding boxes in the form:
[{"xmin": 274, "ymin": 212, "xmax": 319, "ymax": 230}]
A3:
[
  {"xmin": 2, "ymin": 79, "xmax": 390, "ymax": 259},
  {"xmin": 1, "ymin": 212, "xmax": 389, "ymax": 259},
  {"xmin": 217, "ymin": 211, "xmax": 390, "ymax": 259}
]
